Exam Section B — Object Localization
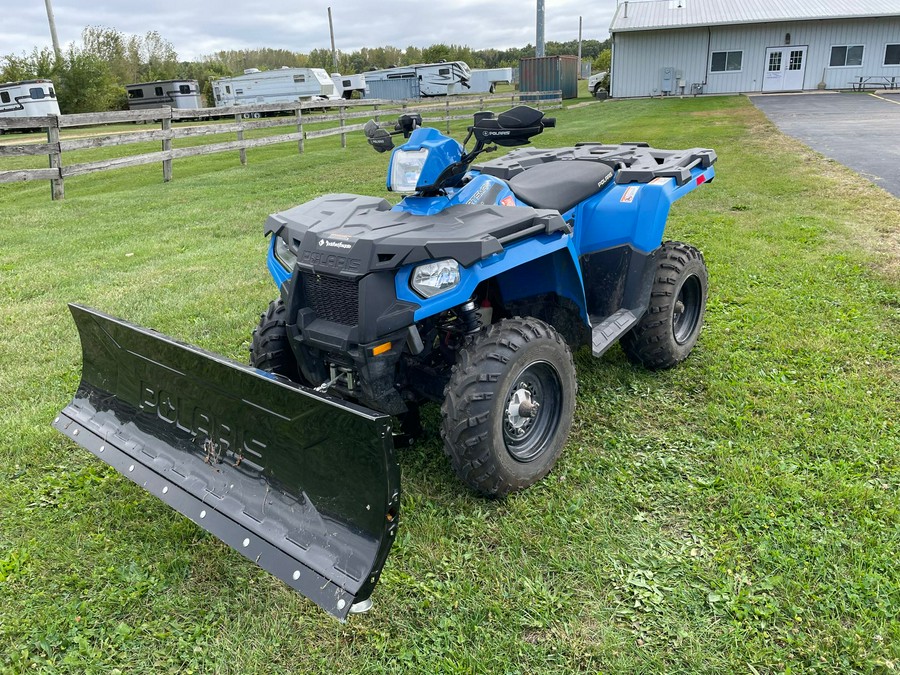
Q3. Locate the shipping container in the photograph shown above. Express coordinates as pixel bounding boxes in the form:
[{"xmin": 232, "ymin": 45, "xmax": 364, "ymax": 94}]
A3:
[{"xmin": 519, "ymin": 56, "xmax": 579, "ymax": 100}]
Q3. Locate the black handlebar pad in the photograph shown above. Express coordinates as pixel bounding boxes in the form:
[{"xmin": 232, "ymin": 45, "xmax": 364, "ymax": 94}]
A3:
[{"xmin": 471, "ymin": 106, "xmax": 551, "ymax": 148}]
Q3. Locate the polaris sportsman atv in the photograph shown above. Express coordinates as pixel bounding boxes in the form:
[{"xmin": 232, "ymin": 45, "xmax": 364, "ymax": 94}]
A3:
[{"xmin": 55, "ymin": 105, "xmax": 716, "ymax": 619}]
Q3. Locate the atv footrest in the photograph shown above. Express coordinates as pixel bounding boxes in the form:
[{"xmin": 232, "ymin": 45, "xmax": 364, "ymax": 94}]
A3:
[{"xmin": 590, "ymin": 309, "xmax": 639, "ymax": 356}]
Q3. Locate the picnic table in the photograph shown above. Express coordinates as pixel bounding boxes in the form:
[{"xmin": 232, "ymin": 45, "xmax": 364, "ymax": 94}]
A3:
[{"xmin": 849, "ymin": 76, "xmax": 898, "ymax": 91}]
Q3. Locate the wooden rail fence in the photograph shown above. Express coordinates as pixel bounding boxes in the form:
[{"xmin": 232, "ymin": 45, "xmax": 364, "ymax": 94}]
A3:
[{"xmin": 0, "ymin": 92, "xmax": 562, "ymax": 200}]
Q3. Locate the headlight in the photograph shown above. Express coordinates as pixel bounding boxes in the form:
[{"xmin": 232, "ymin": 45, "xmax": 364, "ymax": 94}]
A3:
[
  {"xmin": 390, "ymin": 149, "xmax": 429, "ymax": 193},
  {"xmin": 273, "ymin": 236, "xmax": 297, "ymax": 270},
  {"xmin": 411, "ymin": 259, "xmax": 460, "ymax": 298}
]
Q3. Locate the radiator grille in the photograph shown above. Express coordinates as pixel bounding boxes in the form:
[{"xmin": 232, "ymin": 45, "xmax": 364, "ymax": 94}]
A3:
[{"xmin": 300, "ymin": 272, "xmax": 359, "ymax": 326}]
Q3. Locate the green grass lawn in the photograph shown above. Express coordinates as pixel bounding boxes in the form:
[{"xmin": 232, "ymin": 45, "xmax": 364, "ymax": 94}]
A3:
[{"xmin": 1, "ymin": 93, "xmax": 898, "ymax": 673}]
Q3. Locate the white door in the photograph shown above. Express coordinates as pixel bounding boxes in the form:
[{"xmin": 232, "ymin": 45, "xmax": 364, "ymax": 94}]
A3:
[{"xmin": 762, "ymin": 46, "xmax": 808, "ymax": 92}]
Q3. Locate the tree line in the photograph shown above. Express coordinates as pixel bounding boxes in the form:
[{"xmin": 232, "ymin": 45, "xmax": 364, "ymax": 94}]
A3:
[{"xmin": 1, "ymin": 26, "xmax": 611, "ymax": 114}]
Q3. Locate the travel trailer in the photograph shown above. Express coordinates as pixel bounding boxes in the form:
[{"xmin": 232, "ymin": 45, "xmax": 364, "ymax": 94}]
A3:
[
  {"xmin": 125, "ymin": 80, "xmax": 203, "ymax": 110},
  {"xmin": 466, "ymin": 67, "xmax": 514, "ymax": 94},
  {"xmin": 0, "ymin": 79, "xmax": 61, "ymax": 123},
  {"xmin": 363, "ymin": 61, "xmax": 472, "ymax": 98},
  {"xmin": 212, "ymin": 68, "xmax": 336, "ymax": 108},
  {"xmin": 331, "ymin": 73, "xmax": 367, "ymax": 99}
]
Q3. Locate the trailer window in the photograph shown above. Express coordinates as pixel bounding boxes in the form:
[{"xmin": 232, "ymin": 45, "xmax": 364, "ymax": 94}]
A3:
[
  {"xmin": 30, "ymin": 87, "xmax": 46, "ymax": 99},
  {"xmin": 225, "ymin": 85, "xmax": 231, "ymax": 94},
  {"xmin": 155, "ymin": 86, "xmax": 163, "ymax": 96},
  {"xmin": 439, "ymin": 68, "xmax": 450, "ymax": 75},
  {"xmin": 0, "ymin": 92, "xmax": 9, "ymax": 103},
  {"xmin": 293, "ymin": 75, "xmax": 306, "ymax": 83},
  {"xmin": 179, "ymin": 84, "xmax": 191, "ymax": 94},
  {"xmin": 129, "ymin": 89, "xmax": 144, "ymax": 98},
  {"xmin": 49, "ymin": 87, "xmax": 55, "ymax": 98}
]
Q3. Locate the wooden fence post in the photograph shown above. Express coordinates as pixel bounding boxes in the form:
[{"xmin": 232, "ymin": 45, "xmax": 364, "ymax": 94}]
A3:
[
  {"xmin": 47, "ymin": 116, "xmax": 64, "ymax": 200},
  {"xmin": 339, "ymin": 104, "xmax": 346, "ymax": 148},
  {"xmin": 161, "ymin": 110, "xmax": 172, "ymax": 182},
  {"xmin": 235, "ymin": 113, "xmax": 247, "ymax": 165},
  {"xmin": 374, "ymin": 104, "xmax": 380, "ymax": 123},
  {"xmin": 296, "ymin": 106, "xmax": 304, "ymax": 154}
]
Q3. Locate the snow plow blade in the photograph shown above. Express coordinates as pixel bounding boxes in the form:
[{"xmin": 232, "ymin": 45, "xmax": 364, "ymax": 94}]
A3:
[{"xmin": 53, "ymin": 304, "xmax": 399, "ymax": 620}]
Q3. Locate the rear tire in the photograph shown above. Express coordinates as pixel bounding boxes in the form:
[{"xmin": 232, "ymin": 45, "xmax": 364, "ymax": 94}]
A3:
[
  {"xmin": 250, "ymin": 299, "xmax": 303, "ymax": 382},
  {"xmin": 441, "ymin": 317, "xmax": 576, "ymax": 497},
  {"xmin": 621, "ymin": 241, "xmax": 708, "ymax": 369}
]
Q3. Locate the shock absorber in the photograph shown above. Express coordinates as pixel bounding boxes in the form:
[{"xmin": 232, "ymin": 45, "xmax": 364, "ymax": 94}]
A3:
[{"xmin": 457, "ymin": 298, "xmax": 481, "ymax": 335}]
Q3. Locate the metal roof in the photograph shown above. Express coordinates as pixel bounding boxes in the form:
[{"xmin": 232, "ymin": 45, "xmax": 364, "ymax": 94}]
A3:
[{"xmin": 611, "ymin": 0, "xmax": 900, "ymax": 32}]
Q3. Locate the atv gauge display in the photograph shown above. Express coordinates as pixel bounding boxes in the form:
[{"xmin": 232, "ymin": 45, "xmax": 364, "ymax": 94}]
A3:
[{"xmin": 389, "ymin": 148, "xmax": 429, "ymax": 193}]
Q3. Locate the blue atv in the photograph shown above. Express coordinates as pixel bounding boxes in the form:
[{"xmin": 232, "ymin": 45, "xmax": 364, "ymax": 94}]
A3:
[
  {"xmin": 254, "ymin": 105, "xmax": 715, "ymax": 495},
  {"xmin": 55, "ymin": 105, "xmax": 716, "ymax": 619}
]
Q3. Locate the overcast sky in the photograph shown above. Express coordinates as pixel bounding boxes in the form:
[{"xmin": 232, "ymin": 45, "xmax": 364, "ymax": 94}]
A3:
[{"xmin": 5, "ymin": 1, "xmax": 618, "ymax": 62}]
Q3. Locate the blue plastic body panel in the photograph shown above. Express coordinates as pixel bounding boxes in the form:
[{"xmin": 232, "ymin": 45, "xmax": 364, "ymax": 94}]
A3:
[{"xmin": 267, "ymin": 236, "xmax": 292, "ymax": 289}]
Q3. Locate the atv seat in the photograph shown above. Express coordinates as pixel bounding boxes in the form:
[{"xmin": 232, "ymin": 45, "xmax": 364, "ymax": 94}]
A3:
[{"xmin": 507, "ymin": 160, "xmax": 614, "ymax": 214}]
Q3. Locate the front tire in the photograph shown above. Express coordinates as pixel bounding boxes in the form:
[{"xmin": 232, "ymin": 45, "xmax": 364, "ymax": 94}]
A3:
[
  {"xmin": 621, "ymin": 241, "xmax": 708, "ymax": 369},
  {"xmin": 250, "ymin": 298, "xmax": 303, "ymax": 382},
  {"xmin": 441, "ymin": 318, "xmax": 576, "ymax": 497}
]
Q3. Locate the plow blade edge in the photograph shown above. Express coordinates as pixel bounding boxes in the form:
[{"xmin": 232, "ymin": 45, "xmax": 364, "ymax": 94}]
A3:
[{"xmin": 53, "ymin": 304, "xmax": 400, "ymax": 620}]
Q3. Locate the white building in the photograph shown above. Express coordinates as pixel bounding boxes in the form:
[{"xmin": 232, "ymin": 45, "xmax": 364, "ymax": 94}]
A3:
[{"xmin": 609, "ymin": 0, "xmax": 900, "ymax": 97}]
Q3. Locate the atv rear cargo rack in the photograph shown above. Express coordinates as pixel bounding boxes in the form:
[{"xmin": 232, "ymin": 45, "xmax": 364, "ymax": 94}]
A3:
[{"xmin": 474, "ymin": 144, "xmax": 717, "ymax": 187}]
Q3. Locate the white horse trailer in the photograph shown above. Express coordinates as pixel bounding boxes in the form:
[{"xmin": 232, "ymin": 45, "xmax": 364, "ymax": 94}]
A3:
[
  {"xmin": 467, "ymin": 68, "xmax": 514, "ymax": 94},
  {"xmin": 125, "ymin": 80, "xmax": 203, "ymax": 110},
  {"xmin": 0, "ymin": 80, "xmax": 61, "ymax": 125},
  {"xmin": 212, "ymin": 68, "xmax": 336, "ymax": 110},
  {"xmin": 331, "ymin": 73, "xmax": 367, "ymax": 99},
  {"xmin": 363, "ymin": 61, "xmax": 472, "ymax": 98}
]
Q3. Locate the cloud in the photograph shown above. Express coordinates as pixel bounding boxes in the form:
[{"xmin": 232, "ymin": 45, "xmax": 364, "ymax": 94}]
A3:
[{"xmin": 9, "ymin": 0, "xmax": 615, "ymax": 61}]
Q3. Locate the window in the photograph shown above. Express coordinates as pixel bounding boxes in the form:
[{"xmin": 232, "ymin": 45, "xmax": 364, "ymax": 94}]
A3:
[
  {"xmin": 885, "ymin": 44, "xmax": 900, "ymax": 66},
  {"xmin": 439, "ymin": 68, "xmax": 450, "ymax": 75},
  {"xmin": 155, "ymin": 86, "xmax": 163, "ymax": 96},
  {"xmin": 129, "ymin": 89, "xmax": 144, "ymax": 98},
  {"xmin": 711, "ymin": 50, "xmax": 742, "ymax": 72},
  {"xmin": 789, "ymin": 50, "xmax": 804, "ymax": 70},
  {"xmin": 179, "ymin": 84, "xmax": 191, "ymax": 94},
  {"xmin": 293, "ymin": 74, "xmax": 306, "ymax": 83},
  {"xmin": 0, "ymin": 91, "xmax": 9, "ymax": 103},
  {"xmin": 29, "ymin": 87, "xmax": 45, "ymax": 99},
  {"xmin": 49, "ymin": 87, "xmax": 55, "ymax": 97},
  {"xmin": 830, "ymin": 45, "xmax": 863, "ymax": 67},
  {"xmin": 225, "ymin": 85, "xmax": 231, "ymax": 94},
  {"xmin": 767, "ymin": 51, "xmax": 782, "ymax": 72}
]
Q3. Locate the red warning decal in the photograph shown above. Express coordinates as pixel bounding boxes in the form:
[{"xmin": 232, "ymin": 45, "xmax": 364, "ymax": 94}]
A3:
[{"xmin": 500, "ymin": 195, "xmax": 516, "ymax": 207}]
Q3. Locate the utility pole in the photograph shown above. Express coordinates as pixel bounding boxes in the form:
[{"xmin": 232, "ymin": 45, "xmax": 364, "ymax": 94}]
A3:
[
  {"xmin": 536, "ymin": 0, "xmax": 545, "ymax": 57},
  {"xmin": 44, "ymin": 0, "xmax": 62, "ymax": 61},
  {"xmin": 327, "ymin": 7, "xmax": 338, "ymax": 73},
  {"xmin": 577, "ymin": 16, "xmax": 583, "ymax": 79}
]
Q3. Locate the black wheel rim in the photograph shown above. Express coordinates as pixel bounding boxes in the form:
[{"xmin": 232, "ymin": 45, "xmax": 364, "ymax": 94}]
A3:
[
  {"xmin": 673, "ymin": 274, "xmax": 702, "ymax": 344},
  {"xmin": 502, "ymin": 361, "xmax": 563, "ymax": 462}
]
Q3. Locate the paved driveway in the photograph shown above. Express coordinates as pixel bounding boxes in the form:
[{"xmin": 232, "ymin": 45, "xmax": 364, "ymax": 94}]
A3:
[{"xmin": 750, "ymin": 92, "xmax": 900, "ymax": 198}]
